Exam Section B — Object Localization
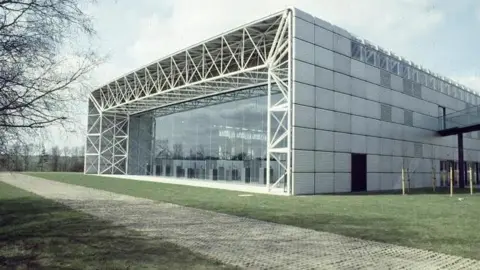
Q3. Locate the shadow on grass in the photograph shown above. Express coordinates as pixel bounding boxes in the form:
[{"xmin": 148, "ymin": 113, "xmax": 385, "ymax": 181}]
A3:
[{"xmin": 0, "ymin": 196, "xmax": 232, "ymax": 270}]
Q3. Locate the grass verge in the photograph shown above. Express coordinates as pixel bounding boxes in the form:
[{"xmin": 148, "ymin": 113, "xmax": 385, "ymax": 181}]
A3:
[
  {"xmin": 28, "ymin": 172, "xmax": 480, "ymax": 260},
  {"xmin": 0, "ymin": 179, "xmax": 234, "ymax": 270}
]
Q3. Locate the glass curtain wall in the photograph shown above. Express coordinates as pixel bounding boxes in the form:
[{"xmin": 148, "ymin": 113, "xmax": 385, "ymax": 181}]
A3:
[{"xmin": 150, "ymin": 93, "xmax": 282, "ymax": 185}]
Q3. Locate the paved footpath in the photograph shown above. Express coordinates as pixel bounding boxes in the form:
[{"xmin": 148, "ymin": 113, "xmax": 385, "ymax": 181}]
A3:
[{"xmin": 2, "ymin": 174, "xmax": 480, "ymax": 270}]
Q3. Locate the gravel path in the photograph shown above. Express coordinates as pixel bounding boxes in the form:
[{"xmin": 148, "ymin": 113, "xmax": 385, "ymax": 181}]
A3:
[{"xmin": 2, "ymin": 173, "xmax": 480, "ymax": 270}]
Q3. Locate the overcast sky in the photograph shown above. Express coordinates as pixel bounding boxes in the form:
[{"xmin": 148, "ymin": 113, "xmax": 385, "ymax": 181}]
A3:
[{"xmin": 49, "ymin": 0, "xmax": 480, "ymax": 149}]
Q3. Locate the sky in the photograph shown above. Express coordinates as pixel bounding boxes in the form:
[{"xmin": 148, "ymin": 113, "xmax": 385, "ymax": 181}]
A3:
[{"xmin": 49, "ymin": 0, "xmax": 480, "ymax": 149}]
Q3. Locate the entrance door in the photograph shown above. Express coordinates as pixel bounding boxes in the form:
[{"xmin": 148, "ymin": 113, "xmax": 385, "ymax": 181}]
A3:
[{"xmin": 351, "ymin": 153, "xmax": 367, "ymax": 192}]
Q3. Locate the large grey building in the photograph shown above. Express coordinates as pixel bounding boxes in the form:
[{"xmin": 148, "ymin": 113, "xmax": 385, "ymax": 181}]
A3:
[{"xmin": 84, "ymin": 7, "xmax": 480, "ymax": 195}]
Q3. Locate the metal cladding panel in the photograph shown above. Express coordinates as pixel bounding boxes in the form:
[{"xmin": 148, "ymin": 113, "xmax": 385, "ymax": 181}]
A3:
[
  {"xmin": 333, "ymin": 72, "xmax": 351, "ymax": 94},
  {"xmin": 334, "ymin": 91, "xmax": 351, "ymax": 113},
  {"xmin": 334, "ymin": 152, "xmax": 350, "ymax": 172},
  {"xmin": 294, "ymin": 60, "xmax": 315, "ymax": 86},
  {"xmin": 351, "ymin": 59, "xmax": 366, "ymax": 80},
  {"xmin": 315, "ymin": 108, "xmax": 334, "ymax": 130},
  {"xmin": 294, "ymin": 82, "xmax": 315, "ymax": 107},
  {"xmin": 333, "ymin": 52, "xmax": 351, "ymax": 75},
  {"xmin": 351, "ymin": 134, "xmax": 367, "ymax": 153},
  {"xmin": 314, "ymin": 25, "xmax": 334, "ymax": 50},
  {"xmin": 314, "ymin": 46, "xmax": 334, "ymax": 70},
  {"xmin": 365, "ymin": 64, "xmax": 381, "ymax": 85},
  {"xmin": 293, "ymin": 172, "xmax": 315, "ymax": 195},
  {"xmin": 294, "ymin": 16, "xmax": 314, "ymax": 43},
  {"xmin": 294, "ymin": 104, "xmax": 315, "ymax": 129},
  {"xmin": 333, "ymin": 33, "xmax": 351, "ymax": 56},
  {"xmin": 351, "ymin": 78, "xmax": 367, "ymax": 98},
  {"xmin": 367, "ymin": 173, "xmax": 381, "ymax": 191},
  {"xmin": 315, "ymin": 130, "xmax": 334, "ymax": 151},
  {"xmin": 293, "ymin": 127, "xmax": 315, "ymax": 150},
  {"xmin": 315, "ymin": 151, "xmax": 334, "ymax": 172},
  {"xmin": 315, "ymin": 173, "xmax": 334, "ymax": 193},
  {"xmin": 334, "ymin": 173, "xmax": 351, "ymax": 193},
  {"xmin": 294, "ymin": 38, "xmax": 315, "ymax": 64},
  {"xmin": 315, "ymin": 87, "xmax": 334, "ymax": 110},
  {"xmin": 315, "ymin": 66, "xmax": 334, "ymax": 90},
  {"xmin": 333, "ymin": 112, "xmax": 351, "ymax": 133},
  {"xmin": 334, "ymin": 132, "xmax": 351, "ymax": 152},
  {"xmin": 293, "ymin": 150, "xmax": 315, "ymax": 173}
]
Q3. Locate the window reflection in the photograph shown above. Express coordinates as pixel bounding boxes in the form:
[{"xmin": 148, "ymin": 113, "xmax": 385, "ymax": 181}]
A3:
[{"xmin": 150, "ymin": 92, "xmax": 282, "ymax": 185}]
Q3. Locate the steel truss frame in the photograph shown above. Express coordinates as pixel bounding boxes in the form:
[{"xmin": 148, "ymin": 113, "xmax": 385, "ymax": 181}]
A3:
[{"xmin": 85, "ymin": 8, "xmax": 293, "ymax": 194}]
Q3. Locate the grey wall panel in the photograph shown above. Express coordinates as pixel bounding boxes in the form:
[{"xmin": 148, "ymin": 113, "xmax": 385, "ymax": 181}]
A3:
[
  {"xmin": 351, "ymin": 59, "xmax": 366, "ymax": 80},
  {"xmin": 364, "ymin": 65, "xmax": 381, "ymax": 85},
  {"xmin": 294, "ymin": 38, "xmax": 315, "ymax": 64},
  {"xmin": 293, "ymin": 172, "xmax": 315, "ymax": 195},
  {"xmin": 314, "ymin": 25, "xmax": 333, "ymax": 49},
  {"xmin": 294, "ymin": 60, "xmax": 315, "ymax": 86},
  {"xmin": 294, "ymin": 82, "xmax": 316, "ymax": 107},
  {"xmin": 293, "ymin": 150, "xmax": 315, "ymax": 173},
  {"xmin": 315, "ymin": 66, "xmax": 334, "ymax": 90},
  {"xmin": 351, "ymin": 78, "xmax": 367, "ymax": 98},
  {"xmin": 315, "ymin": 108, "xmax": 334, "ymax": 130},
  {"xmin": 294, "ymin": 16, "xmax": 314, "ymax": 43},
  {"xmin": 334, "ymin": 92, "xmax": 351, "ymax": 113},
  {"xmin": 333, "ymin": 72, "xmax": 351, "ymax": 94},
  {"xmin": 333, "ymin": 33, "xmax": 351, "ymax": 56},
  {"xmin": 334, "ymin": 152, "xmax": 351, "ymax": 172},
  {"xmin": 351, "ymin": 134, "xmax": 367, "ymax": 153},
  {"xmin": 293, "ymin": 8, "xmax": 314, "ymax": 23},
  {"xmin": 315, "ymin": 87, "xmax": 334, "ymax": 110},
  {"xmin": 315, "ymin": 130, "xmax": 335, "ymax": 151},
  {"xmin": 315, "ymin": 46, "xmax": 334, "ymax": 69},
  {"xmin": 333, "ymin": 53, "xmax": 351, "ymax": 75},
  {"xmin": 334, "ymin": 173, "xmax": 351, "ymax": 193},
  {"xmin": 294, "ymin": 104, "xmax": 315, "ymax": 128},
  {"xmin": 367, "ymin": 154, "xmax": 380, "ymax": 172},
  {"xmin": 293, "ymin": 127, "xmax": 315, "ymax": 150},
  {"xmin": 365, "ymin": 82, "xmax": 381, "ymax": 102},
  {"xmin": 366, "ymin": 136, "xmax": 381, "ymax": 155},
  {"xmin": 380, "ymin": 173, "xmax": 394, "ymax": 190},
  {"xmin": 315, "ymin": 151, "xmax": 334, "ymax": 172},
  {"xmin": 315, "ymin": 173, "xmax": 334, "ymax": 193},
  {"xmin": 351, "ymin": 115, "xmax": 368, "ymax": 135},
  {"xmin": 391, "ymin": 74, "xmax": 403, "ymax": 92},
  {"xmin": 367, "ymin": 173, "xmax": 381, "ymax": 191},
  {"xmin": 333, "ymin": 112, "xmax": 351, "ymax": 133},
  {"xmin": 334, "ymin": 132, "xmax": 351, "ymax": 152}
]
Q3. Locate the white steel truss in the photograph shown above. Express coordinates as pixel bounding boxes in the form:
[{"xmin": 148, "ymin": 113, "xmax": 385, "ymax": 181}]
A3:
[{"xmin": 85, "ymin": 9, "xmax": 293, "ymax": 194}]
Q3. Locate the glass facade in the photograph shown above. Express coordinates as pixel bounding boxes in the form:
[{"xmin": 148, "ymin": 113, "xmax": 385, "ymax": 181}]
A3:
[{"xmin": 146, "ymin": 92, "xmax": 283, "ymax": 185}]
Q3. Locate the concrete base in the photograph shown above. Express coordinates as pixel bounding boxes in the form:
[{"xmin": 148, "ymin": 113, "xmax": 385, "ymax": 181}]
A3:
[{"xmin": 99, "ymin": 174, "xmax": 288, "ymax": 196}]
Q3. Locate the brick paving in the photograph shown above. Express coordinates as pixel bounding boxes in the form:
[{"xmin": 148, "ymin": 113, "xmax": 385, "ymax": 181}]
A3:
[{"xmin": 2, "ymin": 173, "xmax": 480, "ymax": 270}]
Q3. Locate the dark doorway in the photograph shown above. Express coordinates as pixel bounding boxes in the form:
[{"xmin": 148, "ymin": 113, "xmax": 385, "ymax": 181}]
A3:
[{"xmin": 351, "ymin": 153, "xmax": 367, "ymax": 192}]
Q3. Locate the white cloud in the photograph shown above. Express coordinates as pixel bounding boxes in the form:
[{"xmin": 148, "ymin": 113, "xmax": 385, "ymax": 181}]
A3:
[
  {"xmin": 454, "ymin": 75, "xmax": 480, "ymax": 92},
  {"xmin": 93, "ymin": 0, "xmax": 444, "ymax": 85}
]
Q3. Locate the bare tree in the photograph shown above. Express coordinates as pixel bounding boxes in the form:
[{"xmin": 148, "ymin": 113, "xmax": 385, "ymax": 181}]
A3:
[
  {"xmin": 50, "ymin": 146, "xmax": 60, "ymax": 171},
  {"xmin": 0, "ymin": 0, "xmax": 100, "ymax": 154},
  {"xmin": 37, "ymin": 144, "xmax": 48, "ymax": 171},
  {"xmin": 22, "ymin": 143, "xmax": 31, "ymax": 171},
  {"xmin": 63, "ymin": 146, "xmax": 70, "ymax": 171}
]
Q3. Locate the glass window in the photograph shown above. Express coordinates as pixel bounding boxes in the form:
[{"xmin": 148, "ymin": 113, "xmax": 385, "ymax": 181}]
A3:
[
  {"xmin": 365, "ymin": 47, "xmax": 375, "ymax": 65},
  {"xmin": 378, "ymin": 53, "xmax": 387, "ymax": 70},
  {"xmin": 151, "ymin": 91, "xmax": 277, "ymax": 185},
  {"xmin": 351, "ymin": 42, "xmax": 363, "ymax": 61},
  {"xmin": 419, "ymin": 72, "xmax": 426, "ymax": 85}
]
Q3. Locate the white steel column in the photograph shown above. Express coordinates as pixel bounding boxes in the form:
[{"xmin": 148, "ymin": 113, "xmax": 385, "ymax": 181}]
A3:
[{"xmin": 266, "ymin": 9, "xmax": 292, "ymax": 194}]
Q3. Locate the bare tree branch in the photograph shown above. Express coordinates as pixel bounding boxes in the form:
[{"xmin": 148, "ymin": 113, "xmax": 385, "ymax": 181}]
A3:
[{"xmin": 0, "ymin": 0, "xmax": 101, "ymax": 155}]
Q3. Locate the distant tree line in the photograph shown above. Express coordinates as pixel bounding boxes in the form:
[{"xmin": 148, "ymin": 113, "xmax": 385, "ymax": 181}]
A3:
[{"xmin": 0, "ymin": 144, "xmax": 84, "ymax": 172}]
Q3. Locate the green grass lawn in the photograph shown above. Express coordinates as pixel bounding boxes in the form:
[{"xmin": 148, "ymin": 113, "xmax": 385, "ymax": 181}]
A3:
[
  {"xmin": 28, "ymin": 172, "xmax": 480, "ymax": 260},
  {"xmin": 0, "ymin": 180, "xmax": 235, "ymax": 270}
]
